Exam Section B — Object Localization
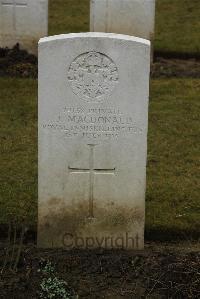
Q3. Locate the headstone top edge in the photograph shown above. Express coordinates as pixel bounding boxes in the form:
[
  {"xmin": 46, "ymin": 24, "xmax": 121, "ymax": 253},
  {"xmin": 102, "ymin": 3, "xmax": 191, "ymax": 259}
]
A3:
[{"xmin": 38, "ymin": 32, "xmax": 151, "ymax": 47}]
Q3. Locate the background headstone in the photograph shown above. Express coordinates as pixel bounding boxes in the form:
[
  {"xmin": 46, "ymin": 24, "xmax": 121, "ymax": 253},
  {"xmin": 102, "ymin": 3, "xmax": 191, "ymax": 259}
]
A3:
[
  {"xmin": 0, "ymin": 0, "xmax": 48, "ymax": 54},
  {"xmin": 90, "ymin": 0, "xmax": 155, "ymax": 56},
  {"xmin": 38, "ymin": 33, "xmax": 150, "ymax": 249}
]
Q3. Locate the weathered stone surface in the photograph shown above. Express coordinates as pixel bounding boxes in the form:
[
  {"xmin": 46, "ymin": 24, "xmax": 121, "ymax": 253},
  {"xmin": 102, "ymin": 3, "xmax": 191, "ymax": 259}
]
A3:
[
  {"xmin": 0, "ymin": 0, "xmax": 48, "ymax": 54},
  {"xmin": 38, "ymin": 33, "xmax": 150, "ymax": 250},
  {"xmin": 90, "ymin": 0, "xmax": 155, "ymax": 41}
]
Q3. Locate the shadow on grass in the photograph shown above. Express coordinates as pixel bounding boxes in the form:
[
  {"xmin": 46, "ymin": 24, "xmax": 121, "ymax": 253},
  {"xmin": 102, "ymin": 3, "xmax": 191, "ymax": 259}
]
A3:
[{"xmin": 145, "ymin": 227, "xmax": 200, "ymax": 242}]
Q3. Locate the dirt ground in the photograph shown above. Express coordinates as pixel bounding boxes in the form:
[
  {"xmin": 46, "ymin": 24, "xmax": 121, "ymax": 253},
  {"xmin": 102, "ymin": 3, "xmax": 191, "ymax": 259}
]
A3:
[
  {"xmin": 0, "ymin": 241, "xmax": 199, "ymax": 299},
  {"xmin": 0, "ymin": 44, "xmax": 200, "ymax": 79}
]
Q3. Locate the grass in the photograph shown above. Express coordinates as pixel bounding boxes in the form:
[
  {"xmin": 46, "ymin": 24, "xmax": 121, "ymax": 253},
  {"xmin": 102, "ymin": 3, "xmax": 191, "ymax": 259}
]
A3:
[
  {"xmin": 0, "ymin": 78, "xmax": 199, "ymax": 239},
  {"xmin": 49, "ymin": 0, "xmax": 89, "ymax": 36},
  {"xmin": 0, "ymin": 79, "xmax": 37, "ymax": 225},
  {"xmin": 48, "ymin": 0, "xmax": 200, "ymax": 55},
  {"xmin": 155, "ymin": 0, "xmax": 200, "ymax": 55},
  {"xmin": 146, "ymin": 79, "xmax": 200, "ymax": 239}
]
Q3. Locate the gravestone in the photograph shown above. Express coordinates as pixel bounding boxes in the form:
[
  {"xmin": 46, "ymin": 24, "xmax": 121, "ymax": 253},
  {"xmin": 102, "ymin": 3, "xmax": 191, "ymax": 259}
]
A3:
[
  {"xmin": 90, "ymin": 0, "xmax": 155, "ymax": 56},
  {"xmin": 0, "ymin": 0, "xmax": 48, "ymax": 54},
  {"xmin": 38, "ymin": 33, "xmax": 150, "ymax": 249}
]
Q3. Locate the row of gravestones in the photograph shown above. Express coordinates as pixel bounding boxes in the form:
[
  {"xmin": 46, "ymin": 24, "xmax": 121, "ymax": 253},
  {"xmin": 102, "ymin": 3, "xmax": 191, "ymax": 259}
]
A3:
[
  {"xmin": 1, "ymin": 0, "xmax": 154, "ymax": 249},
  {"xmin": 0, "ymin": 0, "xmax": 155, "ymax": 55}
]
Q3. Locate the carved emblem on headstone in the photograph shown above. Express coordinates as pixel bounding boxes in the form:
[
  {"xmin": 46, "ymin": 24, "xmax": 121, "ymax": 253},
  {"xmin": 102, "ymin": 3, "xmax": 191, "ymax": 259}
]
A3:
[{"xmin": 67, "ymin": 51, "xmax": 119, "ymax": 102}]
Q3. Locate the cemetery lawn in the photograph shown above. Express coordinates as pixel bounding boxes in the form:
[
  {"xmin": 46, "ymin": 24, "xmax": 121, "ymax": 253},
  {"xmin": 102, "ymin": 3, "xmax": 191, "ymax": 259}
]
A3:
[
  {"xmin": 49, "ymin": 0, "xmax": 200, "ymax": 56},
  {"xmin": 155, "ymin": 0, "xmax": 200, "ymax": 56},
  {"xmin": 0, "ymin": 77, "xmax": 199, "ymax": 240}
]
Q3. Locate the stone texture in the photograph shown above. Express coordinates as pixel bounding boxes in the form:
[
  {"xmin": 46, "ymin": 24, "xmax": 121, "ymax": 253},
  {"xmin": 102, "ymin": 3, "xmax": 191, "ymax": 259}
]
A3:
[
  {"xmin": 0, "ymin": 0, "xmax": 48, "ymax": 54},
  {"xmin": 90, "ymin": 0, "xmax": 155, "ymax": 42},
  {"xmin": 38, "ymin": 33, "xmax": 150, "ymax": 250}
]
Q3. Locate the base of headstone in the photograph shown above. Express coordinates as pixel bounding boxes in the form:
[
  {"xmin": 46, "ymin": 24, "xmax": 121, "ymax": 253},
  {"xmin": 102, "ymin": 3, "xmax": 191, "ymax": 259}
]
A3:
[
  {"xmin": 0, "ymin": 0, "xmax": 48, "ymax": 55},
  {"xmin": 0, "ymin": 36, "xmax": 40, "ymax": 54}
]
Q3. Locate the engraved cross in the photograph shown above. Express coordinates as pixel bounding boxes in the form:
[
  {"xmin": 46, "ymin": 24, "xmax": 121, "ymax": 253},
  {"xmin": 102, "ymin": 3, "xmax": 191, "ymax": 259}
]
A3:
[
  {"xmin": 2, "ymin": 0, "xmax": 27, "ymax": 30},
  {"xmin": 68, "ymin": 144, "xmax": 116, "ymax": 218}
]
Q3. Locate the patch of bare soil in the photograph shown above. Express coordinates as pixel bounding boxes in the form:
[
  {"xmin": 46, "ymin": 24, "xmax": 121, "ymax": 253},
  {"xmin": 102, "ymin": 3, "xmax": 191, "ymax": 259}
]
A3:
[
  {"xmin": 0, "ymin": 44, "xmax": 200, "ymax": 79},
  {"xmin": 0, "ymin": 44, "xmax": 37, "ymax": 79},
  {"xmin": 0, "ymin": 242, "xmax": 199, "ymax": 299},
  {"xmin": 152, "ymin": 57, "xmax": 200, "ymax": 78}
]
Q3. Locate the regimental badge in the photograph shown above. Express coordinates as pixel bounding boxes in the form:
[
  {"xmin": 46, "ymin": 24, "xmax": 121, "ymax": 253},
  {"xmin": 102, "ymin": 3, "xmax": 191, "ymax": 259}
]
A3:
[{"xmin": 68, "ymin": 51, "xmax": 119, "ymax": 102}]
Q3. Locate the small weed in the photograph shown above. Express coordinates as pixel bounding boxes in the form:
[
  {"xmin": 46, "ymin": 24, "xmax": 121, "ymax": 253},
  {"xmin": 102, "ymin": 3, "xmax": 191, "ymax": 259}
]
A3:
[{"xmin": 38, "ymin": 261, "xmax": 77, "ymax": 299}]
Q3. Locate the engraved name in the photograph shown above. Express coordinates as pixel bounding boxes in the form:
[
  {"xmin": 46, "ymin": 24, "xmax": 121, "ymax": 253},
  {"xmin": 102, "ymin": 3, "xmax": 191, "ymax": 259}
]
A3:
[{"xmin": 42, "ymin": 106, "xmax": 143, "ymax": 140}]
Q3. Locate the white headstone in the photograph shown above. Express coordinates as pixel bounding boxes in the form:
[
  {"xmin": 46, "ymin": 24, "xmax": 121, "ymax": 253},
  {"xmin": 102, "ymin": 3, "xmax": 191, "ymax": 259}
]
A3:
[
  {"xmin": 0, "ymin": 0, "xmax": 48, "ymax": 54},
  {"xmin": 90, "ymin": 0, "xmax": 155, "ymax": 52},
  {"xmin": 38, "ymin": 33, "xmax": 150, "ymax": 250}
]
